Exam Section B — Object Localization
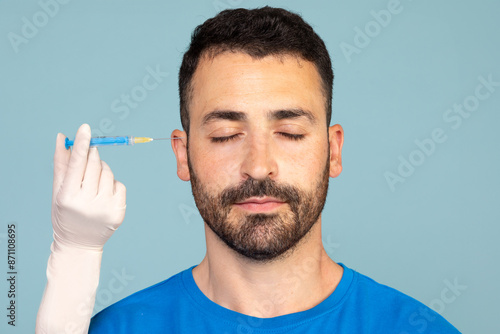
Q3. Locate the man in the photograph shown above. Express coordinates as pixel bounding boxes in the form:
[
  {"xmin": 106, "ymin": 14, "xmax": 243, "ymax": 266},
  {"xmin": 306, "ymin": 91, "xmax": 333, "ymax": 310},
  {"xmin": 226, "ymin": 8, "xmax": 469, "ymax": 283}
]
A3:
[{"xmin": 37, "ymin": 7, "xmax": 460, "ymax": 333}]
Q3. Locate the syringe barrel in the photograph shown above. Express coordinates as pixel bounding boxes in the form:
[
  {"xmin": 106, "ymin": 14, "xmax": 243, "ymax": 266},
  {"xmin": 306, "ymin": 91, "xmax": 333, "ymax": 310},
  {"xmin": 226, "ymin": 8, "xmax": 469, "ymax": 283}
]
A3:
[
  {"xmin": 89, "ymin": 136, "xmax": 132, "ymax": 146},
  {"xmin": 65, "ymin": 136, "xmax": 133, "ymax": 149}
]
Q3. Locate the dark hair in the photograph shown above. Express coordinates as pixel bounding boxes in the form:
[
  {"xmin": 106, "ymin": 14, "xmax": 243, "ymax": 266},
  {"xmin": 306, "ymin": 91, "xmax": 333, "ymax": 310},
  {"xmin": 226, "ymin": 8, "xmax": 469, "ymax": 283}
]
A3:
[{"xmin": 178, "ymin": 6, "xmax": 333, "ymax": 135}]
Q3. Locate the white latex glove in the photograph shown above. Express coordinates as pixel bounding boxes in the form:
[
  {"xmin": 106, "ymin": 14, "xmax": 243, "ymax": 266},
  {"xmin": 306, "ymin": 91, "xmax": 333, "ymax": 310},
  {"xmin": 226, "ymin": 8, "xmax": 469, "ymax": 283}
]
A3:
[
  {"xmin": 36, "ymin": 124, "xmax": 127, "ymax": 333},
  {"xmin": 52, "ymin": 124, "xmax": 126, "ymax": 249}
]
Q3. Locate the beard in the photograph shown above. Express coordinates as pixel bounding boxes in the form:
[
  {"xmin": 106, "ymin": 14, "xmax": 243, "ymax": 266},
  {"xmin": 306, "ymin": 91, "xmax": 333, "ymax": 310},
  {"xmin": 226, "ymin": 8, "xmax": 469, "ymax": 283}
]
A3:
[{"xmin": 188, "ymin": 149, "xmax": 330, "ymax": 263}]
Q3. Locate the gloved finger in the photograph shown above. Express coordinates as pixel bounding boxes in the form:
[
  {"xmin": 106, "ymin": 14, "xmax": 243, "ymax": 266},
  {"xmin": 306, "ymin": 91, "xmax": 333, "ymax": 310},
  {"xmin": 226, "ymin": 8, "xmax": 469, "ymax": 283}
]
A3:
[
  {"xmin": 64, "ymin": 124, "xmax": 91, "ymax": 191},
  {"xmin": 82, "ymin": 147, "xmax": 102, "ymax": 195},
  {"xmin": 53, "ymin": 133, "xmax": 71, "ymax": 199},
  {"xmin": 113, "ymin": 180, "xmax": 127, "ymax": 207},
  {"xmin": 98, "ymin": 160, "xmax": 115, "ymax": 196}
]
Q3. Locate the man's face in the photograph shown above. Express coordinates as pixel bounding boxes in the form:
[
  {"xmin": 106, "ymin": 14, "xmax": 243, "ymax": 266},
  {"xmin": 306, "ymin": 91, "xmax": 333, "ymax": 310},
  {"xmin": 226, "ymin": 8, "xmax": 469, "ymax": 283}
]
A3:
[{"xmin": 174, "ymin": 52, "xmax": 342, "ymax": 262}]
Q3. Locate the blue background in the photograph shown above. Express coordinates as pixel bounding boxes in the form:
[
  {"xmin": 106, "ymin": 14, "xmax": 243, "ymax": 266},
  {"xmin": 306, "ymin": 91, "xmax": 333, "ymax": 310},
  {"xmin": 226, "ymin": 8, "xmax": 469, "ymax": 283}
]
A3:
[{"xmin": 1, "ymin": 0, "xmax": 499, "ymax": 332}]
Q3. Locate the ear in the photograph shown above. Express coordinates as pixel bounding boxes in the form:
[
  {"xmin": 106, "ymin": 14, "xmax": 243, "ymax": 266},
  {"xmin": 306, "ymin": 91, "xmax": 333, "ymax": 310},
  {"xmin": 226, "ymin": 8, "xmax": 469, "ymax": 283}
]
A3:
[
  {"xmin": 171, "ymin": 129, "xmax": 190, "ymax": 181},
  {"xmin": 328, "ymin": 124, "xmax": 344, "ymax": 178}
]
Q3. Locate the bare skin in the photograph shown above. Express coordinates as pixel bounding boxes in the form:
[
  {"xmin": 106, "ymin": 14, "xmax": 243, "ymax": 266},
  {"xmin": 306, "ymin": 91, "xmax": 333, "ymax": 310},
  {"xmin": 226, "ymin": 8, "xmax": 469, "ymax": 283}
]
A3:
[{"xmin": 171, "ymin": 51, "xmax": 344, "ymax": 318}]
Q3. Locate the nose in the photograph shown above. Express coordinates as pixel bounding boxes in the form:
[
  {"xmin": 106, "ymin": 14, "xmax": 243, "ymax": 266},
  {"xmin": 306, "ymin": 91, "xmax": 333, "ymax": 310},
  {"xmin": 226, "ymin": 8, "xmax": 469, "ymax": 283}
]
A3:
[{"xmin": 240, "ymin": 134, "xmax": 277, "ymax": 181}]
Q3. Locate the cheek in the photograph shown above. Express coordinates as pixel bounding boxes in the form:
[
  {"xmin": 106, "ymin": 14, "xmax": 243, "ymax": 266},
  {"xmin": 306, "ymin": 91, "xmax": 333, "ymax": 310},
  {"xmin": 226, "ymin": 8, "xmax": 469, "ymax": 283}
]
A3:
[
  {"xmin": 190, "ymin": 143, "xmax": 241, "ymax": 190},
  {"xmin": 278, "ymin": 138, "xmax": 329, "ymax": 183}
]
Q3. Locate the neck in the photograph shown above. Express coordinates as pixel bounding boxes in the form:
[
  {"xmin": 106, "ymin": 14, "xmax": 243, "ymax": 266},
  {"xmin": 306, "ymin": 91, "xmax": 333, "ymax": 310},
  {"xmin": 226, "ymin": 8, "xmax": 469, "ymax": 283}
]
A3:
[{"xmin": 192, "ymin": 218, "xmax": 343, "ymax": 318}]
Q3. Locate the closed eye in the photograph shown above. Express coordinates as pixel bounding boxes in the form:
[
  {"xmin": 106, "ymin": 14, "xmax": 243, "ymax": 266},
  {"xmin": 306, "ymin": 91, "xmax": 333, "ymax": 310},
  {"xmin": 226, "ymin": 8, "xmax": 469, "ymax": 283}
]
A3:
[
  {"xmin": 211, "ymin": 134, "xmax": 241, "ymax": 143},
  {"xmin": 278, "ymin": 133, "xmax": 305, "ymax": 140},
  {"xmin": 211, "ymin": 132, "xmax": 305, "ymax": 143}
]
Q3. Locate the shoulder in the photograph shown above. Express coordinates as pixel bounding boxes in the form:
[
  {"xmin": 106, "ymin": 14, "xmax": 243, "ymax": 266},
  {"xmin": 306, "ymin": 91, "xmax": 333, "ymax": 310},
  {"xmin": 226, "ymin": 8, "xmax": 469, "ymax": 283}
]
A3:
[
  {"xmin": 89, "ymin": 267, "xmax": 191, "ymax": 333},
  {"xmin": 340, "ymin": 264, "xmax": 461, "ymax": 333}
]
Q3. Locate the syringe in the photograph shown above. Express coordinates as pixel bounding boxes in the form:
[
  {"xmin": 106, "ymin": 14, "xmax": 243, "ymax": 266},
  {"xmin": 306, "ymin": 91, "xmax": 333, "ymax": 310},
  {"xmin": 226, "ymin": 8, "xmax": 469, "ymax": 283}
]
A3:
[{"xmin": 65, "ymin": 136, "xmax": 183, "ymax": 149}]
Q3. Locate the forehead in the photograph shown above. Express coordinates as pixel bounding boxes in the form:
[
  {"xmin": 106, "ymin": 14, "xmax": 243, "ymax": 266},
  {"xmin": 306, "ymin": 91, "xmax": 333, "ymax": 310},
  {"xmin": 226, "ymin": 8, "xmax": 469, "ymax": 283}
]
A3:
[{"xmin": 189, "ymin": 51, "xmax": 326, "ymax": 124}]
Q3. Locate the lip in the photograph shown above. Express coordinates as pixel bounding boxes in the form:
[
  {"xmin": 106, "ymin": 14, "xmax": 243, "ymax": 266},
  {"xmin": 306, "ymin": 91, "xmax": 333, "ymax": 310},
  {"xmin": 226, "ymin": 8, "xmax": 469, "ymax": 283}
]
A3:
[{"xmin": 234, "ymin": 197, "xmax": 285, "ymax": 212}]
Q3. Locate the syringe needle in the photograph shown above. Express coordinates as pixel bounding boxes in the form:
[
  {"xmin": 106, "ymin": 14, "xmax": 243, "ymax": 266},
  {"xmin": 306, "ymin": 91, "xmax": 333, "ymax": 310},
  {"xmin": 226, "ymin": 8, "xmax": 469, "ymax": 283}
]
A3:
[{"xmin": 152, "ymin": 137, "xmax": 185, "ymax": 141}]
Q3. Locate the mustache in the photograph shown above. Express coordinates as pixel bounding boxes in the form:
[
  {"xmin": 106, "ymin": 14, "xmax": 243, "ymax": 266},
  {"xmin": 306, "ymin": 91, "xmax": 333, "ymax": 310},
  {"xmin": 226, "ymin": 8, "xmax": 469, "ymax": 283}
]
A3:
[{"xmin": 220, "ymin": 177, "xmax": 300, "ymax": 207}]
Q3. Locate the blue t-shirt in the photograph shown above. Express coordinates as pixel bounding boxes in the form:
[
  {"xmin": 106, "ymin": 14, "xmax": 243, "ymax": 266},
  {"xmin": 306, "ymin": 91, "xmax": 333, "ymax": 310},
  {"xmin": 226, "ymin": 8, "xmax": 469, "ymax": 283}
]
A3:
[{"xmin": 89, "ymin": 263, "xmax": 460, "ymax": 333}]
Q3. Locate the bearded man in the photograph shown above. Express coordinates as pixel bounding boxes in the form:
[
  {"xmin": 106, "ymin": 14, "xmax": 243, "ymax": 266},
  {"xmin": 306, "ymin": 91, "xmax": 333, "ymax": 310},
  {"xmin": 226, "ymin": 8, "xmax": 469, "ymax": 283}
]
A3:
[{"xmin": 36, "ymin": 7, "xmax": 460, "ymax": 334}]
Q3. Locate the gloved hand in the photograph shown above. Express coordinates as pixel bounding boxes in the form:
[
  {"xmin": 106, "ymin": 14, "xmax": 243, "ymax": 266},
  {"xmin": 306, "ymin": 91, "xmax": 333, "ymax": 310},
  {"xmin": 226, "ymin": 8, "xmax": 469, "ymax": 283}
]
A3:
[
  {"xmin": 37, "ymin": 124, "xmax": 127, "ymax": 334},
  {"xmin": 52, "ymin": 123, "xmax": 126, "ymax": 250}
]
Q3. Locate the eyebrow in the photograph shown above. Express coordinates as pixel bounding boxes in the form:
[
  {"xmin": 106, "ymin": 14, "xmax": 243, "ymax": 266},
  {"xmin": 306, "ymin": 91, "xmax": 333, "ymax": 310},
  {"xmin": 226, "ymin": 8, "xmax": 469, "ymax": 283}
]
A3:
[
  {"xmin": 201, "ymin": 110, "xmax": 247, "ymax": 125},
  {"xmin": 201, "ymin": 108, "xmax": 316, "ymax": 126},
  {"xmin": 269, "ymin": 108, "xmax": 316, "ymax": 124}
]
